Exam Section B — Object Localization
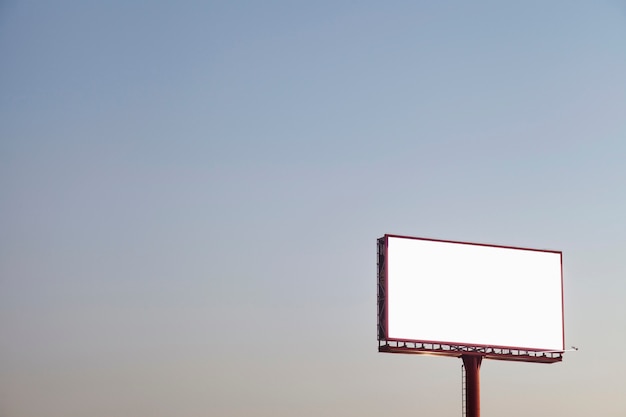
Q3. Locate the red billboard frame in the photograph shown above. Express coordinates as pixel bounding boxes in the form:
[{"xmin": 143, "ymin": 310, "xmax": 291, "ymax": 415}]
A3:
[{"xmin": 377, "ymin": 234, "xmax": 564, "ymax": 364}]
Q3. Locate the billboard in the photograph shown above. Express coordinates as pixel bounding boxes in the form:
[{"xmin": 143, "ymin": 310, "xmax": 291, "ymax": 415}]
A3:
[{"xmin": 378, "ymin": 234, "xmax": 564, "ymax": 356}]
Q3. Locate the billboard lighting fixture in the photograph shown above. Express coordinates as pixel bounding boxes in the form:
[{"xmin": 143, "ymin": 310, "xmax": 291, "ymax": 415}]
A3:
[{"xmin": 542, "ymin": 346, "xmax": 579, "ymax": 354}]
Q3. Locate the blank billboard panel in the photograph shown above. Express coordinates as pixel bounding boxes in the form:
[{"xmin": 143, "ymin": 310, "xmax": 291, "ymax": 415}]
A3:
[{"xmin": 380, "ymin": 235, "xmax": 564, "ymax": 352}]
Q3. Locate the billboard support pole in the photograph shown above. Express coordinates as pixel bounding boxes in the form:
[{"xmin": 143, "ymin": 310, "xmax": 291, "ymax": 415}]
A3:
[{"xmin": 462, "ymin": 355, "xmax": 482, "ymax": 417}]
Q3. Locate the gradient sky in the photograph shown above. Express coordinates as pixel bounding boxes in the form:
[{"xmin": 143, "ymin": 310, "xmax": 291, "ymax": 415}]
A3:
[{"xmin": 1, "ymin": 1, "xmax": 625, "ymax": 416}]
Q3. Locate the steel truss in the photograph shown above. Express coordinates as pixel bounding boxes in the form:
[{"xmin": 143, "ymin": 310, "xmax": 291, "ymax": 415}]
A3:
[{"xmin": 378, "ymin": 339, "xmax": 563, "ymax": 363}]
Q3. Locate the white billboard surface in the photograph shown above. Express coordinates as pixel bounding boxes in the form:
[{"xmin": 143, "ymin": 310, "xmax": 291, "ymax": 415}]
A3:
[{"xmin": 385, "ymin": 236, "xmax": 564, "ymax": 351}]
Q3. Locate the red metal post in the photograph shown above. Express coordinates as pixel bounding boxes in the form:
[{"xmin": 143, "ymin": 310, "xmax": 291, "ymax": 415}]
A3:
[{"xmin": 462, "ymin": 355, "xmax": 482, "ymax": 417}]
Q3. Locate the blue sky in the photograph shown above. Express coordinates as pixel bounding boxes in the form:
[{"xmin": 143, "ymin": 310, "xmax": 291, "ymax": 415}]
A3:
[{"xmin": 1, "ymin": 1, "xmax": 625, "ymax": 416}]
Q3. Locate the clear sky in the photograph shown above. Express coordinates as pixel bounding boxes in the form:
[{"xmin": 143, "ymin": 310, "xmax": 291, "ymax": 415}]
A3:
[{"xmin": 1, "ymin": 1, "xmax": 625, "ymax": 416}]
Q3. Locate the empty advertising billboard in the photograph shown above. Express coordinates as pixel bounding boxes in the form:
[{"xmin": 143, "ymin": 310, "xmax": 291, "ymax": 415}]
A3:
[{"xmin": 377, "ymin": 234, "xmax": 564, "ymax": 355}]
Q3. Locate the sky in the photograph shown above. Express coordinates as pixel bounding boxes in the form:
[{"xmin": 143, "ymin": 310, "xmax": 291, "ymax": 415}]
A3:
[{"xmin": 1, "ymin": 1, "xmax": 625, "ymax": 416}]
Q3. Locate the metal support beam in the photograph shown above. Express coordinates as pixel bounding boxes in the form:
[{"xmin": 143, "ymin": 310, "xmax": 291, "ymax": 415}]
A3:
[{"xmin": 462, "ymin": 355, "xmax": 482, "ymax": 417}]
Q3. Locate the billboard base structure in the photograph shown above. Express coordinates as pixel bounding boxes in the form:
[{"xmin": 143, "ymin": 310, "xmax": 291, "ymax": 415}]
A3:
[
  {"xmin": 379, "ymin": 342, "xmax": 563, "ymax": 417},
  {"xmin": 378, "ymin": 340, "xmax": 563, "ymax": 364}
]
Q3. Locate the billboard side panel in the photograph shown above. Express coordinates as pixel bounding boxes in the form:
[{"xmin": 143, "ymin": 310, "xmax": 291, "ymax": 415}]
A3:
[{"xmin": 377, "ymin": 237, "xmax": 387, "ymax": 340}]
